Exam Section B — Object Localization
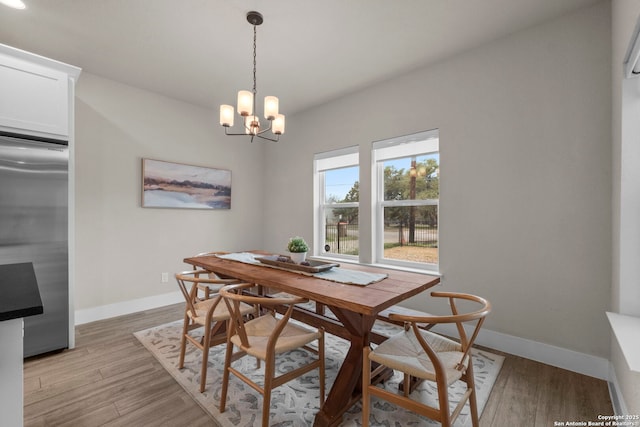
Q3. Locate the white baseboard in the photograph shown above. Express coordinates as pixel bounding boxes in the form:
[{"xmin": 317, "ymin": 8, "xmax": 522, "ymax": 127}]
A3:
[
  {"xmin": 76, "ymin": 294, "xmax": 610, "ymax": 381},
  {"xmin": 432, "ymin": 323, "xmax": 610, "ymax": 381},
  {"xmin": 608, "ymin": 362, "xmax": 629, "ymax": 416},
  {"xmin": 74, "ymin": 291, "xmax": 183, "ymax": 325}
]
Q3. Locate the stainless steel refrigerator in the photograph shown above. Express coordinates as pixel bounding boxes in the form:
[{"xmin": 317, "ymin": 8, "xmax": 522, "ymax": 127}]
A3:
[{"xmin": 0, "ymin": 133, "xmax": 69, "ymax": 357}]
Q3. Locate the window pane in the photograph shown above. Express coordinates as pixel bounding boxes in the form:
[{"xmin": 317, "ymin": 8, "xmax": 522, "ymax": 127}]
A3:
[
  {"xmin": 383, "ymin": 154, "xmax": 439, "ymax": 201},
  {"xmin": 383, "ymin": 205, "xmax": 438, "ymax": 264},
  {"xmin": 324, "ymin": 166, "xmax": 359, "ymax": 203},
  {"xmin": 323, "ymin": 207, "xmax": 359, "ymax": 256}
]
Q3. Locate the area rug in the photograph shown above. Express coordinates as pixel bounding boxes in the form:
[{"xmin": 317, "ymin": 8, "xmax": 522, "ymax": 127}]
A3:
[{"xmin": 134, "ymin": 319, "xmax": 503, "ymax": 426}]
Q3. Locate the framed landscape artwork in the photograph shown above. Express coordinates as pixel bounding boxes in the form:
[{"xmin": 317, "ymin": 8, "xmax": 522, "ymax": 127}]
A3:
[{"xmin": 142, "ymin": 158, "xmax": 231, "ymax": 209}]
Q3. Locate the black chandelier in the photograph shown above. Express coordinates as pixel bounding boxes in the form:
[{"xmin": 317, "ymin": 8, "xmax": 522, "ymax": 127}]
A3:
[{"xmin": 219, "ymin": 11, "xmax": 284, "ymax": 142}]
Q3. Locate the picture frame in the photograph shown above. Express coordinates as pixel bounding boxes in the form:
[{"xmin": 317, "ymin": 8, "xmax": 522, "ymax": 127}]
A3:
[{"xmin": 142, "ymin": 158, "xmax": 231, "ymax": 209}]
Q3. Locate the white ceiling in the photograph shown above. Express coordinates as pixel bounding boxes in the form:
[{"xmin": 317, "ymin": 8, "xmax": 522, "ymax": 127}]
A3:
[{"xmin": 0, "ymin": 0, "xmax": 601, "ymax": 115}]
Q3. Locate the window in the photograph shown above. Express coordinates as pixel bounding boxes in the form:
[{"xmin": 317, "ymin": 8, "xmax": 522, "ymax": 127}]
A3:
[
  {"xmin": 313, "ymin": 147, "xmax": 359, "ymax": 258},
  {"xmin": 373, "ymin": 130, "xmax": 439, "ymax": 270},
  {"xmin": 312, "ymin": 131, "xmax": 438, "ymax": 271}
]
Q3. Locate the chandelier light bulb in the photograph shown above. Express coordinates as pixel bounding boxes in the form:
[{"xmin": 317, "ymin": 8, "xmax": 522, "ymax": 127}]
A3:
[
  {"xmin": 272, "ymin": 114, "xmax": 285, "ymax": 135},
  {"xmin": 245, "ymin": 115, "xmax": 260, "ymax": 135},
  {"xmin": 0, "ymin": 0, "xmax": 26, "ymax": 9},
  {"xmin": 237, "ymin": 90, "xmax": 253, "ymax": 116},
  {"xmin": 264, "ymin": 96, "xmax": 279, "ymax": 120},
  {"xmin": 220, "ymin": 105, "xmax": 234, "ymax": 127}
]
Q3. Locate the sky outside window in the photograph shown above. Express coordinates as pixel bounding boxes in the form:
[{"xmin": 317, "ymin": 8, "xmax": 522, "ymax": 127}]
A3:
[
  {"xmin": 324, "ymin": 154, "xmax": 439, "ymax": 201},
  {"xmin": 325, "ymin": 166, "xmax": 358, "ymax": 201}
]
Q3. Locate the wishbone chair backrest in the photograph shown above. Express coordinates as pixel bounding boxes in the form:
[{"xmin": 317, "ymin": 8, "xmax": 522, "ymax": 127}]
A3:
[
  {"xmin": 220, "ymin": 283, "xmax": 309, "ymax": 350},
  {"xmin": 388, "ymin": 291, "xmax": 491, "ymax": 370}
]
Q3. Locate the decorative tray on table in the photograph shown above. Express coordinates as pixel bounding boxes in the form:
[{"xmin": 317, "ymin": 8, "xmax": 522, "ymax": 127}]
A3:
[{"xmin": 255, "ymin": 255, "xmax": 339, "ymax": 273}]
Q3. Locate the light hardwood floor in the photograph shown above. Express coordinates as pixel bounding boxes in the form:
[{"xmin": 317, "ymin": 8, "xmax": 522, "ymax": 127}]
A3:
[{"xmin": 23, "ymin": 303, "xmax": 613, "ymax": 426}]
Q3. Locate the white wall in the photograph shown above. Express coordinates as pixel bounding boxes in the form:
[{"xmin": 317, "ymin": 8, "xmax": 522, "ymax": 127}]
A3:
[
  {"xmin": 263, "ymin": 2, "xmax": 612, "ymax": 360},
  {"xmin": 611, "ymin": 0, "xmax": 640, "ymax": 415},
  {"xmin": 73, "ymin": 73, "xmax": 265, "ymax": 312}
]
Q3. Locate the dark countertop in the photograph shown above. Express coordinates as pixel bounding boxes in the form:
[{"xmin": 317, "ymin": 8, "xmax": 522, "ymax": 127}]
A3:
[{"xmin": 0, "ymin": 262, "xmax": 43, "ymax": 322}]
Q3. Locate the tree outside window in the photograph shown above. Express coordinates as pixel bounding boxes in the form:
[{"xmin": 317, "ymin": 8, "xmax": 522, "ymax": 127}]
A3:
[{"xmin": 374, "ymin": 130, "xmax": 439, "ymax": 269}]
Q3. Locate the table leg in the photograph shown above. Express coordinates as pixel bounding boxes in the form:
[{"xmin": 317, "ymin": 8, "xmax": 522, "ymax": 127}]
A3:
[{"xmin": 313, "ymin": 309, "xmax": 375, "ymax": 427}]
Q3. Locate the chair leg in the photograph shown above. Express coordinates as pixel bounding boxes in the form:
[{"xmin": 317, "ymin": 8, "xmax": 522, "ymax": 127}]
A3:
[
  {"xmin": 465, "ymin": 359, "xmax": 480, "ymax": 427},
  {"xmin": 362, "ymin": 346, "xmax": 371, "ymax": 427},
  {"xmin": 318, "ymin": 330, "xmax": 325, "ymax": 405},
  {"xmin": 199, "ymin": 322, "xmax": 212, "ymax": 393},
  {"xmin": 262, "ymin": 356, "xmax": 275, "ymax": 427},
  {"xmin": 403, "ymin": 373, "xmax": 410, "ymax": 397},
  {"xmin": 437, "ymin": 376, "xmax": 451, "ymax": 427},
  {"xmin": 178, "ymin": 314, "xmax": 189, "ymax": 369},
  {"xmin": 219, "ymin": 341, "xmax": 234, "ymax": 413}
]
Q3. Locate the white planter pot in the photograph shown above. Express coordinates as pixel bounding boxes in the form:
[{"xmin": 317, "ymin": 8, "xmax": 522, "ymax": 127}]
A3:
[{"xmin": 289, "ymin": 252, "xmax": 307, "ymax": 264}]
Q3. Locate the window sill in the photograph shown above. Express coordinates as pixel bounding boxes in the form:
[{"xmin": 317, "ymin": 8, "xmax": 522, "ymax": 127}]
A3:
[
  {"xmin": 607, "ymin": 311, "xmax": 640, "ymax": 372},
  {"xmin": 310, "ymin": 255, "xmax": 442, "ymax": 277},
  {"xmin": 367, "ymin": 262, "xmax": 442, "ymax": 277}
]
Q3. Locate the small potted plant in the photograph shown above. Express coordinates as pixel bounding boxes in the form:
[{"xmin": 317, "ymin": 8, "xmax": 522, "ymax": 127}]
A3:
[{"xmin": 287, "ymin": 236, "xmax": 309, "ymax": 264}]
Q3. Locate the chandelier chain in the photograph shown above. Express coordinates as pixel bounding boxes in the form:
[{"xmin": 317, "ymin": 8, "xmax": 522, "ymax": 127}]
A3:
[{"xmin": 252, "ymin": 24, "xmax": 257, "ymax": 99}]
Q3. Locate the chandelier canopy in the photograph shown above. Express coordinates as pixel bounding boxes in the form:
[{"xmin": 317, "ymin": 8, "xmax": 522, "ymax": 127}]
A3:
[{"xmin": 219, "ymin": 11, "xmax": 284, "ymax": 142}]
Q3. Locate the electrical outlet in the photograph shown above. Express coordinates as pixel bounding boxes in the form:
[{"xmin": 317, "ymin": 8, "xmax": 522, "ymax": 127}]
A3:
[{"xmin": 161, "ymin": 272, "xmax": 169, "ymax": 283}]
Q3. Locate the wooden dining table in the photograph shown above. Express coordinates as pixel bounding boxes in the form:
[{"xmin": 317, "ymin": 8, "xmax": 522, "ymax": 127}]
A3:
[{"xmin": 184, "ymin": 251, "xmax": 440, "ymax": 427}]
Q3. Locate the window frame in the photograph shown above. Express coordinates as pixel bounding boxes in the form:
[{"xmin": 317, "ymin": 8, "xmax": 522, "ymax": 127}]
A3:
[
  {"xmin": 372, "ymin": 129, "xmax": 440, "ymax": 271},
  {"xmin": 313, "ymin": 146, "xmax": 360, "ymax": 260}
]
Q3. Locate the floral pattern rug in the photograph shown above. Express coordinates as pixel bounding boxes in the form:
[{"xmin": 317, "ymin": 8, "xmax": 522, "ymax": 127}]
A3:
[{"xmin": 134, "ymin": 319, "xmax": 503, "ymax": 426}]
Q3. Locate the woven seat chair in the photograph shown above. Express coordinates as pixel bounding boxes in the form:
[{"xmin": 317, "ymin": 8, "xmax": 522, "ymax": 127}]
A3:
[
  {"xmin": 219, "ymin": 283, "xmax": 325, "ymax": 427},
  {"xmin": 191, "ymin": 251, "xmax": 239, "ymax": 299},
  {"xmin": 362, "ymin": 291, "xmax": 491, "ymax": 427},
  {"xmin": 175, "ymin": 270, "xmax": 254, "ymax": 392}
]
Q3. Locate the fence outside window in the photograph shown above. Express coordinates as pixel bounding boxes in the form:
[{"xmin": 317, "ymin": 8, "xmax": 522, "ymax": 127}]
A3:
[
  {"xmin": 324, "ymin": 222, "xmax": 359, "ymax": 255},
  {"xmin": 324, "ymin": 221, "xmax": 438, "ymax": 257}
]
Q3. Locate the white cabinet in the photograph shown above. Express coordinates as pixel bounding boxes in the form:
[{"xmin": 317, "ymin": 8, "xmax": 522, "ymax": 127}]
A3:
[{"xmin": 0, "ymin": 44, "xmax": 80, "ymax": 140}]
